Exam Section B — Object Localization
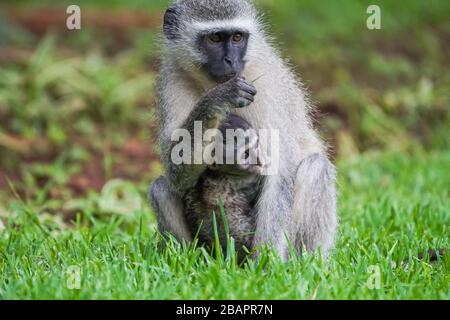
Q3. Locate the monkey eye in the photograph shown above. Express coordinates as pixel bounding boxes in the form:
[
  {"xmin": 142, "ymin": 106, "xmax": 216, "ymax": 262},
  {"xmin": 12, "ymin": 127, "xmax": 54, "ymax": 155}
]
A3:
[
  {"xmin": 232, "ymin": 33, "xmax": 243, "ymax": 42},
  {"xmin": 209, "ymin": 33, "xmax": 222, "ymax": 43}
]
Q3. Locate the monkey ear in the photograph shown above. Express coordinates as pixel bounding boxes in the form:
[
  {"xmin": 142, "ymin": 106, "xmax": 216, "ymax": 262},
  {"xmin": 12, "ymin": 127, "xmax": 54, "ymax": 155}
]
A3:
[{"xmin": 163, "ymin": 7, "xmax": 179, "ymax": 40}]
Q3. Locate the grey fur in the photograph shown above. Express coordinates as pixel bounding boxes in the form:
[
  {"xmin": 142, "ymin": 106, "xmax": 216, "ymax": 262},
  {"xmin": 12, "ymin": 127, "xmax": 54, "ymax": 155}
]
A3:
[
  {"xmin": 168, "ymin": 0, "xmax": 256, "ymax": 23},
  {"xmin": 160, "ymin": 76, "xmax": 256, "ymax": 193},
  {"xmin": 184, "ymin": 171, "xmax": 262, "ymax": 261},
  {"xmin": 292, "ymin": 153, "xmax": 338, "ymax": 256},
  {"xmin": 149, "ymin": 176, "xmax": 193, "ymax": 242},
  {"xmin": 183, "ymin": 114, "xmax": 263, "ymax": 261},
  {"xmin": 149, "ymin": 0, "xmax": 338, "ymax": 261}
]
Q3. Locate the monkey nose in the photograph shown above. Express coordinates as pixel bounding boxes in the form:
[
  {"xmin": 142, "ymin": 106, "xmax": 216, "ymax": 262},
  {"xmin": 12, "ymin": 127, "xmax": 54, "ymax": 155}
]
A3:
[{"xmin": 224, "ymin": 56, "xmax": 233, "ymax": 66}]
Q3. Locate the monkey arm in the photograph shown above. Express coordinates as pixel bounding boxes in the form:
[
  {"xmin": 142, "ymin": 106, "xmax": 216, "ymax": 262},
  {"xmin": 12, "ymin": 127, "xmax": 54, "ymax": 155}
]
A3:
[
  {"xmin": 151, "ymin": 80, "xmax": 253, "ymax": 242},
  {"xmin": 163, "ymin": 77, "xmax": 256, "ymax": 194},
  {"xmin": 164, "ymin": 96, "xmax": 232, "ymax": 194},
  {"xmin": 150, "ymin": 93, "xmax": 232, "ymax": 241},
  {"xmin": 149, "ymin": 176, "xmax": 193, "ymax": 242}
]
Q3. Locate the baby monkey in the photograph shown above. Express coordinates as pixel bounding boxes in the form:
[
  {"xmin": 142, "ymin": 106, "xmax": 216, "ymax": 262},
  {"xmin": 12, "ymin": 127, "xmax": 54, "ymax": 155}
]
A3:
[{"xmin": 183, "ymin": 114, "xmax": 264, "ymax": 261}]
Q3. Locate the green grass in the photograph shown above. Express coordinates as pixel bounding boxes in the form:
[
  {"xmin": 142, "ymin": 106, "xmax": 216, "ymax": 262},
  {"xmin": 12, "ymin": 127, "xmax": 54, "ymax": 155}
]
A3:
[{"xmin": 1, "ymin": 151, "xmax": 448, "ymax": 299}]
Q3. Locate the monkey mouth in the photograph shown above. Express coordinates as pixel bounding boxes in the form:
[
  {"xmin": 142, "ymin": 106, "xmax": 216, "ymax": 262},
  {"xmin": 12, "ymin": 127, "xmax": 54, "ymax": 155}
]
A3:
[{"xmin": 213, "ymin": 73, "xmax": 237, "ymax": 83}]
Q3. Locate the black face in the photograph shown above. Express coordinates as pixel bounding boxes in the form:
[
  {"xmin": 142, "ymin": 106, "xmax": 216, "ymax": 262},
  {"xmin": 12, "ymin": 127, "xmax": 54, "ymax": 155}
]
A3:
[{"xmin": 198, "ymin": 30, "xmax": 249, "ymax": 83}]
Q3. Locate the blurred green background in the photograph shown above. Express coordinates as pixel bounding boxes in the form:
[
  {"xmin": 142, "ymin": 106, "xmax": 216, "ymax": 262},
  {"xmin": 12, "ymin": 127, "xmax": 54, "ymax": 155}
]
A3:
[{"xmin": 0, "ymin": 0, "xmax": 449, "ymax": 219}]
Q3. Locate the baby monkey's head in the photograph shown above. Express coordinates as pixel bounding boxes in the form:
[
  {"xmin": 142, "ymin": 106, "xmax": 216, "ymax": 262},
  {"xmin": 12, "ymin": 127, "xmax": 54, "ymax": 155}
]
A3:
[{"xmin": 210, "ymin": 114, "xmax": 263, "ymax": 176}]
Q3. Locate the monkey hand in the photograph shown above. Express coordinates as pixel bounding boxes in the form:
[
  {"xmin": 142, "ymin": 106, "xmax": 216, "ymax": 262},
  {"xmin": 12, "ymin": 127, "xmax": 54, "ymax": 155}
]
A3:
[
  {"xmin": 215, "ymin": 76, "xmax": 257, "ymax": 108},
  {"xmin": 237, "ymin": 132, "xmax": 265, "ymax": 174},
  {"xmin": 238, "ymin": 162, "xmax": 264, "ymax": 175}
]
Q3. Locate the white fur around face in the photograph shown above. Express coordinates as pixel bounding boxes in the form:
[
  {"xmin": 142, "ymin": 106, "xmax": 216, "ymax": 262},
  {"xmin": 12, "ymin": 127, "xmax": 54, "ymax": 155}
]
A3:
[{"xmin": 191, "ymin": 18, "xmax": 258, "ymax": 35}]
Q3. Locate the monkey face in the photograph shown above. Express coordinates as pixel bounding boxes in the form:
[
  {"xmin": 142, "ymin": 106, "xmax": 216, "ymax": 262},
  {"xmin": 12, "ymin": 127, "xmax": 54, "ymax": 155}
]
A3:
[
  {"xmin": 198, "ymin": 29, "xmax": 249, "ymax": 83},
  {"xmin": 210, "ymin": 140, "xmax": 264, "ymax": 176},
  {"xmin": 162, "ymin": 1, "xmax": 255, "ymax": 82},
  {"xmin": 210, "ymin": 115, "xmax": 263, "ymax": 176}
]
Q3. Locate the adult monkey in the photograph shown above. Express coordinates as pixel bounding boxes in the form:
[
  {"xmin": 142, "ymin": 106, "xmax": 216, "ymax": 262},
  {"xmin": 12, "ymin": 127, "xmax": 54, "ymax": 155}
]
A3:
[{"xmin": 150, "ymin": 0, "xmax": 338, "ymax": 260}]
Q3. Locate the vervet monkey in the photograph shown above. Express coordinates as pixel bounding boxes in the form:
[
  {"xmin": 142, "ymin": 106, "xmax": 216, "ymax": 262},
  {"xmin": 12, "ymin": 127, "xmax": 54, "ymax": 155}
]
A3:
[
  {"xmin": 150, "ymin": 0, "xmax": 338, "ymax": 261},
  {"xmin": 184, "ymin": 114, "xmax": 263, "ymax": 261}
]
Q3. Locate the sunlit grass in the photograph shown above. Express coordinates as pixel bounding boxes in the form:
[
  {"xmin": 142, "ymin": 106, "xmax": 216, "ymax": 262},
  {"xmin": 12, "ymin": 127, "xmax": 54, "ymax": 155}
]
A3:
[{"xmin": 1, "ymin": 151, "xmax": 448, "ymax": 299}]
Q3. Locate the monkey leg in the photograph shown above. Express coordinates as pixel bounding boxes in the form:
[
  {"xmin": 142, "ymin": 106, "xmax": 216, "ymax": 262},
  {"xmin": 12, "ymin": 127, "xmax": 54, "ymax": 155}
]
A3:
[
  {"xmin": 292, "ymin": 153, "xmax": 338, "ymax": 257},
  {"xmin": 149, "ymin": 176, "xmax": 193, "ymax": 243}
]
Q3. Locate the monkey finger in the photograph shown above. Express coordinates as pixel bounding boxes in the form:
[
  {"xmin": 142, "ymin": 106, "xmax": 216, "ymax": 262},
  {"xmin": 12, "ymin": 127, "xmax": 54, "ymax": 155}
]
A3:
[
  {"xmin": 230, "ymin": 75, "xmax": 245, "ymax": 85},
  {"xmin": 243, "ymin": 85, "xmax": 257, "ymax": 96},
  {"xmin": 238, "ymin": 91, "xmax": 255, "ymax": 102},
  {"xmin": 235, "ymin": 97, "xmax": 253, "ymax": 108},
  {"xmin": 237, "ymin": 80, "xmax": 257, "ymax": 95}
]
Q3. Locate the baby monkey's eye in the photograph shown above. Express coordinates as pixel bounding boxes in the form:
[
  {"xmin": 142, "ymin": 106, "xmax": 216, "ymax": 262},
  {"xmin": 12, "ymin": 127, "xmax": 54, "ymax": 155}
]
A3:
[
  {"xmin": 232, "ymin": 33, "xmax": 243, "ymax": 42},
  {"xmin": 209, "ymin": 33, "xmax": 222, "ymax": 43}
]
